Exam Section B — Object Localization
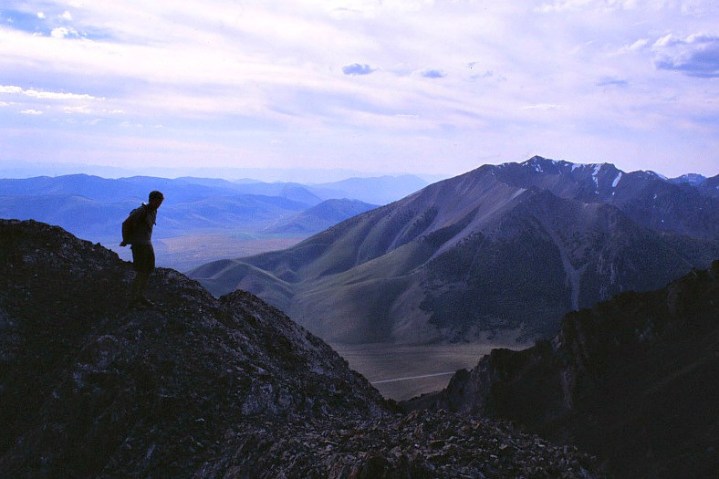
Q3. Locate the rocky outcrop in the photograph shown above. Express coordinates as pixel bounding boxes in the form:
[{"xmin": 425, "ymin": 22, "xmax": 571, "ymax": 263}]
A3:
[
  {"xmin": 405, "ymin": 261, "xmax": 719, "ymax": 478},
  {"xmin": 0, "ymin": 219, "xmax": 602, "ymax": 478},
  {"xmin": 206, "ymin": 411, "xmax": 600, "ymax": 478},
  {"xmin": 0, "ymin": 219, "xmax": 386, "ymax": 477}
]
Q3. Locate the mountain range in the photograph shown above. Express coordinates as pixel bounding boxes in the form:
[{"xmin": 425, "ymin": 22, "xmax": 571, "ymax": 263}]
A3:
[
  {"xmin": 189, "ymin": 156, "xmax": 719, "ymax": 344},
  {"xmin": 405, "ymin": 260, "xmax": 719, "ymax": 478},
  {"xmin": 0, "ymin": 174, "xmax": 425, "ymax": 270},
  {"xmin": 0, "ymin": 219, "xmax": 600, "ymax": 478}
]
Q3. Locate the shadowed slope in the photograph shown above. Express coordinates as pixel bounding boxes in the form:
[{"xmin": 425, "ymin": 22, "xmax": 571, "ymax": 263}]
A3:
[{"xmin": 405, "ymin": 261, "xmax": 719, "ymax": 478}]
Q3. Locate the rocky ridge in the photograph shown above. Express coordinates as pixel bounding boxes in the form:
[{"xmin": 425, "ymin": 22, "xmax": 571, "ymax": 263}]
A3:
[
  {"xmin": 405, "ymin": 260, "xmax": 719, "ymax": 478},
  {"xmin": 0, "ymin": 219, "xmax": 601, "ymax": 478}
]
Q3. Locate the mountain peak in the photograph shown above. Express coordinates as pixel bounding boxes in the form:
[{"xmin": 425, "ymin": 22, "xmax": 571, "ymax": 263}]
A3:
[
  {"xmin": 671, "ymin": 173, "xmax": 707, "ymax": 186},
  {"xmin": 519, "ymin": 156, "xmax": 620, "ymax": 175}
]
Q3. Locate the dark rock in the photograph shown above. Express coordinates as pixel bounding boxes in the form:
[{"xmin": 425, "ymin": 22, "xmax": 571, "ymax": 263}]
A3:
[
  {"xmin": 0, "ymin": 220, "xmax": 604, "ymax": 478},
  {"xmin": 406, "ymin": 260, "xmax": 719, "ymax": 478}
]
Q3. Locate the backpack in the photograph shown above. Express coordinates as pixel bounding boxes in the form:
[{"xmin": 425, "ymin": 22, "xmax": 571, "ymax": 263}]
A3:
[{"xmin": 121, "ymin": 205, "xmax": 147, "ymax": 244}]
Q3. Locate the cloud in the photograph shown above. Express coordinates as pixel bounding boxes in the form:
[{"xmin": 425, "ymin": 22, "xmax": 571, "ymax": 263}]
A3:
[
  {"xmin": 537, "ymin": 0, "xmax": 638, "ymax": 13},
  {"xmin": 536, "ymin": 0, "xmax": 593, "ymax": 13},
  {"xmin": 0, "ymin": 84, "xmax": 97, "ymax": 101},
  {"xmin": 421, "ymin": 69, "xmax": 446, "ymax": 79},
  {"xmin": 653, "ymin": 33, "xmax": 719, "ymax": 78},
  {"xmin": 596, "ymin": 76, "xmax": 629, "ymax": 87},
  {"xmin": 21, "ymin": 109, "xmax": 43, "ymax": 115},
  {"xmin": 342, "ymin": 63, "xmax": 376, "ymax": 75},
  {"xmin": 522, "ymin": 103, "xmax": 562, "ymax": 111},
  {"xmin": 1, "ymin": 1, "xmax": 719, "ymax": 179},
  {"xmin": 0, "ymin": 86, "xmax": 23, "ymax": 94},
  {"xmin": 50, "ymin": 26, "xmax": 80, "ymax": 39}
]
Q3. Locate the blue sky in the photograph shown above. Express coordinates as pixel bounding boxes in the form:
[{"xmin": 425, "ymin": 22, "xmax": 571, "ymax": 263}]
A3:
[{"xmin": 1, "ymin": 0, "xmax": 718, "ymax": 181}]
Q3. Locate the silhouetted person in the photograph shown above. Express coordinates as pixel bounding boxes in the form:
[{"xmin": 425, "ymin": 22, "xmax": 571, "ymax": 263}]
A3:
[{"xmin": 121, "ymin": 190, "xmax": 164, "ymax": 307}]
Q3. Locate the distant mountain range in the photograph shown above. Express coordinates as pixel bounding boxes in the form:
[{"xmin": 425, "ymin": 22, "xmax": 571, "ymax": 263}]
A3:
[
  {"xmin": 405, "ymin": 260, "xmax": 719, "ymax": 478},
  {"xmin": 0, "ymin": 173, "xmax": 425, "ymax": 270},
  {"xmin": 189, "ymin": 156, "xmax": 719, "ymax": 344}
]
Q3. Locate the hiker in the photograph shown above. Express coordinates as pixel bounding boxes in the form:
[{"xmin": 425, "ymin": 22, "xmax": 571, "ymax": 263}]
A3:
[{"xmin": 120, "ymin": 190, "xmax": 164, "ymax": 307}]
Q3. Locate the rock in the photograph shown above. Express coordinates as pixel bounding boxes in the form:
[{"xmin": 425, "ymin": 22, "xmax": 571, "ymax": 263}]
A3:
[
  {"xmin": 405, "ymin": 261, "xmax": 719, "ymax": 478},
  {"xmin": 0, "ymin": 220, "xmax": 604, "ymax": 478}
]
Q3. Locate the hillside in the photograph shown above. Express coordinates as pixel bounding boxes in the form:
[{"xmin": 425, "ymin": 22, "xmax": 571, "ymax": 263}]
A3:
[
  {"xmin": 0, "ymin": 220, "xmax": 600, "ymax": 478},
  {"xmin": 404, "ymin": 261, "xmax": 719, "ymax": 478},
  {"xmin": 190, "ymin": 156, "xmax": 719, "ymax": 344},
  {"xmin": 264, "ymin": 198, "xmax": 378, "ymax": 234}
]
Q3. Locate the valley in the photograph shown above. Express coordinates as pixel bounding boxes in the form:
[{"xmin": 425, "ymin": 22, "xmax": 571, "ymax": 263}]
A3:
[
  {"xmin": 331, "ymin": 339, "xmax": 528, "ymax": 401},
  {"xmin": 111, "ymin": 231, "xmax": 306, "ymax": 272}
]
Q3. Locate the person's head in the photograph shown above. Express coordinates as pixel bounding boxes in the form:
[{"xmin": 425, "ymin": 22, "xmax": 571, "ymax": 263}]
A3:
[{"xmin": 148, "ymin": 190, "xmax": 164, "ymax": 209}]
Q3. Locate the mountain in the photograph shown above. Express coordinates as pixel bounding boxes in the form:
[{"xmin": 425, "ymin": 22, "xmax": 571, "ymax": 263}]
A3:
[
  {"xmin": 0, "ymin": 192, "xmax": 311, "ymax": 239},
  {"xmin": 189, "ymin": 156, "xmax": 719, "ymax": 344},
  {"xmin": 0, "ymin": 219, "xmax": 601, "ymax": 478},
  {"xmin": 313, "ymin": 175, "xmax": 429, "ymax": 205},
  {"xmin": 0, "ymin": 174, "xmax": 426, "ymax": 272},
  {"xmin": 0, "ymin": 173, "xmax": 427, "ymax": 207},
  {"xmin": 700, "ymin": 174, "xmax": 719, "ymax": 198},
  {"xmin": 0, "ymin": 175, "xmax": 319, "ymax": 244},
  {"xmin": 492, "ymin": 157, "xmax": 719, "ymax": 238},
  {"xmin": 670, "ymin": 173, "xmax": 707, "ymax": 187},
  {"xmin": 264, "ymin": 198, "xmax": 378, "ymax": 234},
  {"xmin": 0, "ymin": 174, "xmax": 322, "ymax": 203},
  {"xmin": 404, "ymin": 261, "xmax": 719, "ymax": 479}
]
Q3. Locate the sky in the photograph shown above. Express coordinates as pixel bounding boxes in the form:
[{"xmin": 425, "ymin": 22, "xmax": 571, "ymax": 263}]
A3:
[{"xmin": 0, "ymin": 0, "xmax": 718, "ymax": 182}]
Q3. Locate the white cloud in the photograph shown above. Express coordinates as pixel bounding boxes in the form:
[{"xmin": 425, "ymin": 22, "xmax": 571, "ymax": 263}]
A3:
[
  {"xmin": 0, "ymin": 84, "xmax": 97, "ymax": 101},
  {"xmin": 0, "ymin": 86, "xmax": 23, "ymax": 94},
  {"xmin": 628, "ymin": 38, "xmax": 649, "ymax": 50},
  {"xmin": 522, "ymin": 103, "xmax": 563, "ymax": 111},
  {"xmin": 50, "ymin": 27, "xmax": 80, "ymax": 38},
  {"xmin": 653, "ymin": 32, "xmax": 719, "ymax": 77},
  {"xmin": 536, "ymin": 0, "xmax": 593, "ymax": 13},
  {"xmin": 0, "ymin": 0, "xmax": 718, "ymax": 178},
  {"xmin": 537, "ymin": 0, "xmax": 643, "ymax": 13},
  {"xmin": 21, "ymin": 109, "xmax": 43, "ymax": 115}
]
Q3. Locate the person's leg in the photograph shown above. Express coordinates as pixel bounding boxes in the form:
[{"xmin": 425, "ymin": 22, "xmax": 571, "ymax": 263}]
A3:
[
  {"xmin": 131, "ymin": 270, "xmax": 151, "ymax": 302},
  {"xmin": 130, "ymin": 244, "xmax": 155, "ymax": 305}
]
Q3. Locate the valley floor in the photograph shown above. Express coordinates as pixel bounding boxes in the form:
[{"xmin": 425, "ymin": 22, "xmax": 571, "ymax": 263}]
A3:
[
  {"xmin": 331, "ymin": 341, "xmax": 529, "ymax": 401},
  {"xmin": 108, "ymin": 233, "xmax": 306, "ymax": 272}
]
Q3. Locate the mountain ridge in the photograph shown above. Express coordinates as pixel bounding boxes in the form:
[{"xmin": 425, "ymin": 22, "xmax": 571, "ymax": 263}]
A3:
[
  {"xmin": 190, "ymin": 156, "xmax": 719, "ymax": 344},
  {"xmin": 0, "ymin": 173, "xmax": 421, "ymax": 271}
]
